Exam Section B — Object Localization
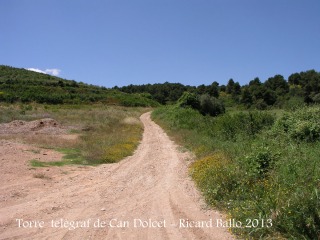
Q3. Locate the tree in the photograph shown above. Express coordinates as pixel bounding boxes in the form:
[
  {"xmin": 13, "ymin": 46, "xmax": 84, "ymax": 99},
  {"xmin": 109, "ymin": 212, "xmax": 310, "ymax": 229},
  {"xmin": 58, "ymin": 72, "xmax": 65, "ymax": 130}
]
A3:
[
  {"xmin": 233, "ymin": 82, "xmax": 241, "ymax": 96},
  {"xmin": 197, "ymin": 84, "xmax": 207, "ymax": 95},
  {"xmin": 208, "ymin": 81, "xmax": 219, "ymax": 97},
  {"xmin": 199, "ymin": 94, "xmax": 225, "ymax": 116},
  {"xmin": 288, "ymin": 73, "xmax": 301, "ymax": 85},
  {"xmin": 249, "ymin": 77, "xmax": 261, "ymax": 86},
  {"xmin": 240, "ymin": 87, "xmax": 253, "ymax": 107},
  {"xmin": 304, "ymin": 84, "xmax": 314, "ymax": 104},
  {"xmin": 264, "ymin": 75, "xmax": 289, "ymax": 95},
  {"xmin": 226, "ymin": 78, "xmax": 235, "ymax": 94},
  {"xmin": 263, "ymin": 89, "xmax": 277, "ymax": 105},
  {"xmin": 220, "ymin": 85, "xmax": 226, "ymax": 92},
  {"xmin": 177, "ymin": 92, "xmax": 200, "ymax": 109}
]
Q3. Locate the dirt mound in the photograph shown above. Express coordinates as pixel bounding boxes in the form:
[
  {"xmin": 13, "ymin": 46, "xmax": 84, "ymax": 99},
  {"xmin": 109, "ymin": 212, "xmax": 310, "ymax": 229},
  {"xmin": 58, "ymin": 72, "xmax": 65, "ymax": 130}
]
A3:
[{"xmin": 0, "ymin": 118, "xmax": 67, "ymax": 135}]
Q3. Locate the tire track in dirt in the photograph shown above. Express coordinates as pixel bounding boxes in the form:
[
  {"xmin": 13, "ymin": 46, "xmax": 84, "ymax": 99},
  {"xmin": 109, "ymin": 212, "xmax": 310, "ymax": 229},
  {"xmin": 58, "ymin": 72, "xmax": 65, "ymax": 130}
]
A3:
[{"xmin": 0, "ymin": 112, "xmax": 234, "ymax": 240}]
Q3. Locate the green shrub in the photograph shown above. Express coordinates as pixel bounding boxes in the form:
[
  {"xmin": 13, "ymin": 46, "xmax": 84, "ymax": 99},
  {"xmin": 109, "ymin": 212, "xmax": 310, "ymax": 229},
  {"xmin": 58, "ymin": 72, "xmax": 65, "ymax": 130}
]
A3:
[
  {"xmin": 199, "ymin": 94, "xmax": 225, "ymax": 116},
  {"xmin": 215, "ymin": 111, "xmax": 275, "ymax": 140},
  {"xmin": 255, "ymin": 99, "xmax": 268, "ymax": 110},
  {"xmin": 283, "ymin": 96, "xmax": 305, "ymax": 110},
  {"xmin": 177, "ymin": 92, "xmax": 200, "ymax": 109},
  {"xmin": 243, "ymin": 146, "xmax": 278, "ymax": 179},
  {"xmin": 176, "ymin": 92, "xmax": 225, "ymax": 117},
  {"xmin": 274, "ymin": 106, "xmax": 320, "ymax": 142},
  {"xmin": 312, "ymin": 93, "xmax": 320, "ymax": 103}
]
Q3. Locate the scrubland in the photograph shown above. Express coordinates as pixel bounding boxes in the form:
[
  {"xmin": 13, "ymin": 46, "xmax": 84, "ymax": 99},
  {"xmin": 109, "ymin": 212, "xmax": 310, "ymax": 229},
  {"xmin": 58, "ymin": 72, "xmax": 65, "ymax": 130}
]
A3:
[{"xmin": 152, "ymin": 105, "xmax": 320, "ymax": 239}]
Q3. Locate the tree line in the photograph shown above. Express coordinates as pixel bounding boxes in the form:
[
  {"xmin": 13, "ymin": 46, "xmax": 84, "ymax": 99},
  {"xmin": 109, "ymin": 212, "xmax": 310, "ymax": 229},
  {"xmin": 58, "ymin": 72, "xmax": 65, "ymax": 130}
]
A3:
[
  {"xmin": 1, "ymin": 65, "xmax": 319, "ymax": 109},
  {"xmin": 116, "ymin": 69, "xmax": 320, "ymax": 109}
]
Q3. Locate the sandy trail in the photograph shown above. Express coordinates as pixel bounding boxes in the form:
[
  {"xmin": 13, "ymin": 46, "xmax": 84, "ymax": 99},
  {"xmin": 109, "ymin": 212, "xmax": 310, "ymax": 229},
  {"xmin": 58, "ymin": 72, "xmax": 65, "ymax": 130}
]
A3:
[{"xmin": 0, "ymin": 112, "xmax": 233, "ymax": 240}]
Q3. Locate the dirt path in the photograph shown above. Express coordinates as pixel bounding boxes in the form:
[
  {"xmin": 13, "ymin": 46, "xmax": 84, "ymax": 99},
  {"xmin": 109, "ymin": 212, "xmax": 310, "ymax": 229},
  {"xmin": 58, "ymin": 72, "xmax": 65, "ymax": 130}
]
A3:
[{"xmin": 0, "ymin": 112, "xmax": 234, "ymax": 240}]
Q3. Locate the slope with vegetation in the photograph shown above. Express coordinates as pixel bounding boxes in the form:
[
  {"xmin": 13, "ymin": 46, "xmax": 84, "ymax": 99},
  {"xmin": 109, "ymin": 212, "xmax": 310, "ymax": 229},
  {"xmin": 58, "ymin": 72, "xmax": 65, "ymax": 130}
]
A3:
[
  {"xmin": 150, "ymin": 71, "xmax": 320, "ymax": 239},
  {"xmin": 0, "ymin": 65, "xmax": 159, "ymax": 166},
  {"xmin": 152, "ymin": 102, "xmax": 320, "ymax": 239},
  {"xmin": 0, "ymin": 65, "xmax": 159, "ymax": 107}
]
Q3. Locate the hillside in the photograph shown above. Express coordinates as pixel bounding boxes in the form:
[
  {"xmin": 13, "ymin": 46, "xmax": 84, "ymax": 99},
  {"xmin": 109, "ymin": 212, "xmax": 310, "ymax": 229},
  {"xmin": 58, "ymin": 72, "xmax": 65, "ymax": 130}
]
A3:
[{"xmin": 0, "ymin": 65, "xmax": 159, "ymax": 107}]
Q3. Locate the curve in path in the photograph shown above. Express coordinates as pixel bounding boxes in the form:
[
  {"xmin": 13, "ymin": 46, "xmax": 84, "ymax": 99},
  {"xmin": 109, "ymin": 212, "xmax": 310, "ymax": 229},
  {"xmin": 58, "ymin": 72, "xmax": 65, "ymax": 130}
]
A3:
[{"xmin": 0, "ymin": 112, "xmax": 234, "ymax": 240}]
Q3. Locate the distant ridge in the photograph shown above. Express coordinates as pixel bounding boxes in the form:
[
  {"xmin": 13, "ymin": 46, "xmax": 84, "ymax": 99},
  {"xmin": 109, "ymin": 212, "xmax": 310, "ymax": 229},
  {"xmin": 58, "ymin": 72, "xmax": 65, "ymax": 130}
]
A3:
[{"xmin": 0, "ymin": 65, "xmax": 159, "ymax": 107}]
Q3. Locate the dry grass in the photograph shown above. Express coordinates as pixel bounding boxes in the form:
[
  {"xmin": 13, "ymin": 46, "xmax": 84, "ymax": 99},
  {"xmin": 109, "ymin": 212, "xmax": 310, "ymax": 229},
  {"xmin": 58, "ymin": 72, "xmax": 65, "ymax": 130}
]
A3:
[
  {"xmin": 0, "ymin": 103, "xmax": 150, "ymax": 164},
  {"xmin": 74, "ymin": 107, "xmax": 145, "ymax": 164},
  {"xmin": 1, "ymin": 134, "xmax": 80, "ymax": 149}
]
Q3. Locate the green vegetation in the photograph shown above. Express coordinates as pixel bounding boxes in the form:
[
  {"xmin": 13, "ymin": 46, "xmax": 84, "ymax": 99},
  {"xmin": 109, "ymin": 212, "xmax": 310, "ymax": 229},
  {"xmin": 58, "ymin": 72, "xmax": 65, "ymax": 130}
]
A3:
[
  {"xmin": 0, "ymin": 104, "xmax": 38, "ymax": 123},
  {"xmin": 49, "ymin": 105, "xmax": 145, "ymax": 164},
  {"xmin": 177, "ymin": 92, "xmax": 225, "ymax": 116},
  {"xmin": 152, "ymin": 105, "xmax": 320, "ymax": 239},
  {"xmin": 0, "ymin": 65, "xmax": 154, "ymax": 166},
  {"xmin": 30, "ymin": 159, "xmax": 49, "ymax": 167},
  {"xmin": 117, "ymin": 66, "xmax": 320, "ymax": 239},
  {"xmin": 274, "ymin": 107, "xmax": 320, "ymax": 142},
  {"xmin": 30, "ymin": 148, "xmax": 86, "ymax": 167},
  {"xmin": 117, "ymin": 70, "xmax": 320, "ymax": 110},
  {"xmin": 116, "ymin": 82, "xmax": 193, "ymax": 104},
  {"xmin": 1, "ymin": 103, "xmax": 147, "ymax": 165},
  {"xmin": 71, "ymin": 105, "xmax": 144, "ymax": 164},
  {"xmin": 0, "ymin": 65, "xmax": 159, "ymax": 107}
]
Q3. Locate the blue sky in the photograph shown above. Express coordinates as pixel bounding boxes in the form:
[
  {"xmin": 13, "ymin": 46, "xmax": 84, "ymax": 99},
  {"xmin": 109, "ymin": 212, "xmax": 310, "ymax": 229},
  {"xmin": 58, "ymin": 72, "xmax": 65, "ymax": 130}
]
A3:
[{"xmin": 1, "ymin": 0, "xmax": 319, "ymax": 87}]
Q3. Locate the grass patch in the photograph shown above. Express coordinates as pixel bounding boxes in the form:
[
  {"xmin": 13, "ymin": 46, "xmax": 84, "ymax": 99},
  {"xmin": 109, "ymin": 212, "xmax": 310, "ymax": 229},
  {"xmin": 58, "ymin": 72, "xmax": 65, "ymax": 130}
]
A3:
[
  {"xmin": 30, "ymin": 159, "xmax": 47, "ymax": 167},
  {"xmin": 45, "ymin": 104, "xmax": 146, "ymax": 164},
  {"xmin": 0, "ymin": 104, "xmax": 40, "ymax": 123},
  {"xmin": 101, "ymin": 124, "xmax": 142, "ymax": 163},
  {"xmin": 30, "ymin": 148, "xmax": 88, "ymax": 167},
  {"xmin": 1, "ymin": 103, "xmax": 148, "ymax": 165},
  {"xmin": 57, "ymin": 148, "xmax": 88, "ymax": 165}
]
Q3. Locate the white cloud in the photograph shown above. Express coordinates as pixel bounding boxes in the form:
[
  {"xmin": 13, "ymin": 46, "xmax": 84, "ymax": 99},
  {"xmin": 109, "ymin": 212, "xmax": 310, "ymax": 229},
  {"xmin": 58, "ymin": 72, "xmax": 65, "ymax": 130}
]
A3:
[
  {"xmin": 45, "ymin": 69, "xmax": 61, "ymax": 76},
  {"xmin": 26, "ymin": 68, "xmax": 61, "ymax": 76},
  {"xmin": 27, "ymin": 68, "xmax": 46, "ymax": 74}
]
